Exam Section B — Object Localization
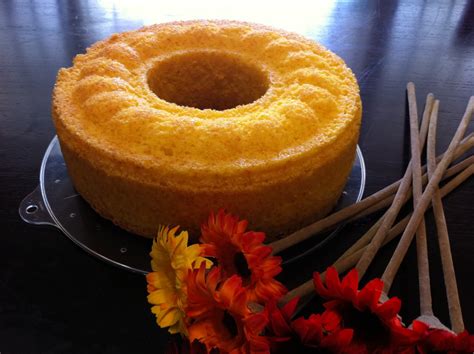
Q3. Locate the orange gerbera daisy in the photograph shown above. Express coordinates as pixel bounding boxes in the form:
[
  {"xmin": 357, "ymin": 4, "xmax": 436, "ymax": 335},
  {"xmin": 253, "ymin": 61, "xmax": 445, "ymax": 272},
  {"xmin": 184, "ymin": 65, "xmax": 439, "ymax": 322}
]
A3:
[
  {"xmin": 146, "ymin": 226, "xmax": 211, "ymax": 335},
  {"xmin": 313, "ymin": 267, "xmax": 420, "ymax": 353},
  {"xmin": 186, "ymin": 264, "xmax": 269, "ymax": 354},
  {"xmin": 200, "ymin": 209, "xmax": 286, "ymax": 303}
]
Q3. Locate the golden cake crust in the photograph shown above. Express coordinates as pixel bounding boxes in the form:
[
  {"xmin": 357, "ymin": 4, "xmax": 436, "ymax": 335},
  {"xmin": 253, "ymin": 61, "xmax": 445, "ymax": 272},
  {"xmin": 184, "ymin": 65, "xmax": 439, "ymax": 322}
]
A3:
[{"xmin": 52, "ymin": 20, "xmax": 361, "ymax": 240}]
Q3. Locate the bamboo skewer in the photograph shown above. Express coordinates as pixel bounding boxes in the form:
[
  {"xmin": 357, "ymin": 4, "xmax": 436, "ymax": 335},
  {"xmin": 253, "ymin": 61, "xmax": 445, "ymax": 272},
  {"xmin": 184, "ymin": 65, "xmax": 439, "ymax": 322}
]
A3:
[
  {"xmin": 427, "ymin": 101, "xmax": 465, "ymax": 333},
  {"xmin": 381, "ymin": 96, "xmax": 474, "ymax": 292}
]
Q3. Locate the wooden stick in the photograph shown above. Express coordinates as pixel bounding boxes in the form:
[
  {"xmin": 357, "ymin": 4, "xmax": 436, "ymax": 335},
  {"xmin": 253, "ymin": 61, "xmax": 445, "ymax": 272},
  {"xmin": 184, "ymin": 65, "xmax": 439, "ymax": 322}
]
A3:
[
  {"xmin": 427, "ymin": 101, "xmax": 465, "ymax": 333},
  {"xmin": 407, "ymin": 83, "xmax": 433, "ymax": 316},
  {"xmin": 454, "ymin": 132, "xmax": 474, "ymax": 156},
  {"xmin": 269, "ymin": 133, "xmax": 474, "ymax": 255},
  {"xmin": 355, "ymin": 86, "xmax": 433, "ymax": 278},
  {"xmin": 382, "ymin": 96, "xmax": 474, "ymax": 292},
  {"xmin": 280, "ymin": 163, "xmax": 474, "ymax": 305}
]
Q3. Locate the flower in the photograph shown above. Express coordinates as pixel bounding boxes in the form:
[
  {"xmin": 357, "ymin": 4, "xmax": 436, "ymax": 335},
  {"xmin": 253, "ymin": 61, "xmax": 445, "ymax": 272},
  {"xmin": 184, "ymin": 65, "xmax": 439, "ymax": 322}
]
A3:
[
  {"xmin": 412, "ymin": 320, "xmax": 474, "ymax": 354},
  {"xmin": 313, "ymin": 267, "xmax": 420, "ymax": 353},
  {"xmin": 200, "ymin": 209, "xmax": 287, "ymax": 303},
  {"xmin": 147, "ymin": 225, "xmax": 211, "ymax": 335},
  {"xmin": 186, "ymin": 264, "xmax": 269, "ymax": 353},
  {"xmin": 263, "ymin": 297, "xmax": 353, "ymax": 353}
]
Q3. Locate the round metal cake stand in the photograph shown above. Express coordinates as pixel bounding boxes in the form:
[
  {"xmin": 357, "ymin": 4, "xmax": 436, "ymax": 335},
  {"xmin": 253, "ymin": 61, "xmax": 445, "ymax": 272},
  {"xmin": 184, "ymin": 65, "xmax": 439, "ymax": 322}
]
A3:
[{"xmin": 19, "ymin": 136, "xmax": 366, "ymax": 274}]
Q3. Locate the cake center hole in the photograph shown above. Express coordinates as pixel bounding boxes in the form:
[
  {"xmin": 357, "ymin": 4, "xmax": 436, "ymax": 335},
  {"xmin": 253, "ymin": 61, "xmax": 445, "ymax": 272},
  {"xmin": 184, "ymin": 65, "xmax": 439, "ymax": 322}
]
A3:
[{"xmin": 147, "ymin": 51, "xmax": 269, "ymax": 110}]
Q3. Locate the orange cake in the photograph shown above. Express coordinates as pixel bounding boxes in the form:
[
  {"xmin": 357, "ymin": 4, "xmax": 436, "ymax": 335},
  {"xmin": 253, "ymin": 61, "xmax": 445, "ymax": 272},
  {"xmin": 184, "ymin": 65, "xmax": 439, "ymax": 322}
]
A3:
[{"xmin": 52, "ymin": 20, "xmax": 361, "ymax": 241}]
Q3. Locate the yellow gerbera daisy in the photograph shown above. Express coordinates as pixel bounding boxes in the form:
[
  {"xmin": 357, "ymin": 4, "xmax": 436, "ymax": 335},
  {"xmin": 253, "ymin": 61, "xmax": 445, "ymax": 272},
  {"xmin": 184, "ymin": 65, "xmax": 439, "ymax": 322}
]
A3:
[{"xmin": 146, "ymin": 225, "xmax": 211, "ymax": 335}]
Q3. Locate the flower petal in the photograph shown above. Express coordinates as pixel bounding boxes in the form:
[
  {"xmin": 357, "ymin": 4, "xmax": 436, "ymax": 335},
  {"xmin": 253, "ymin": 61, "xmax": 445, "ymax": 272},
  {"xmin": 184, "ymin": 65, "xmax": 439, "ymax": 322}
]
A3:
[
  {"xmin": 374, "ymin": 297, "xmax": 401, "ymax": 320},
  {"xmin": 313, "ymin": 271, "xmax": 330, "ymax": 298},
  {"xmin": 325, "ymin": 267, "xmax": 342, "ymax": 297},
  {"xmin": 281, "ymin": 296, "xmax": 299, "ymax": 321},
  {"xmin": 357, "ymin": 278, "xmax": 383, "ymax": 310},
  {"xmin": 341, "ymin": 268, "xmax": 359, "ymax": 301}
]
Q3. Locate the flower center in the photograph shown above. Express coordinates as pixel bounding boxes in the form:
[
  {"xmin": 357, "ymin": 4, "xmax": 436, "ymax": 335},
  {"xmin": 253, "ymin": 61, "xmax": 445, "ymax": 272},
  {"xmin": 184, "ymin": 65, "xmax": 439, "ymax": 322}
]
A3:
[
  {"xmin": 342, "ymin": 305, "xmax": 391, "ymax": 349},
  {"xmin": 222, "ymin": 310, "xmax": 239, "ymax": 338},
  {"xmin": 234, "ymin": 251, "xmax": 251, "ymax": 281}
]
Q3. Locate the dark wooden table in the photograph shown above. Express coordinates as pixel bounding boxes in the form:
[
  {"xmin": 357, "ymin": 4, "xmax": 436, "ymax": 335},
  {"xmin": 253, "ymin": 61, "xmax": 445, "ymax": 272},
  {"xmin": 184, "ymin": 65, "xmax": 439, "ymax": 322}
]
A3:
[{"xmin": 1, "ymin": 1, "xmax": 473, "ymax": 353}]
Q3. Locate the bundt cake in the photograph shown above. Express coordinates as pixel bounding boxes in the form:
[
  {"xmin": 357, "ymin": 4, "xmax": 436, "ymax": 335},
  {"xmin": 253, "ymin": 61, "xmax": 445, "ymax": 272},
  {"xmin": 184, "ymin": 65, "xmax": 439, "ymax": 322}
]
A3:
[{"xmin": 52, "ymin": 20, "xmax": 361, "ymax": 241}]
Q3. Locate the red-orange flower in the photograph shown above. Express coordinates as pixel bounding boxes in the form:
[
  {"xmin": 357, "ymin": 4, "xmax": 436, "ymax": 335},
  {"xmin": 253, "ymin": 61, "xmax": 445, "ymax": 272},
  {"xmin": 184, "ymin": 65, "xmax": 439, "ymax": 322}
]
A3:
[
  {"xmin": 313, "ymin": 267, "xmax": 420, "ymax": 353},
  {"xmin": 200, "ymin": 209, "xmax": 287, "ymax": 303},
  {"xmin": 412, "ymin": 320, "xmax": 474, "ymax": 354},
  {"xmin": 186, "ymin": 264, "xmax": 269, "ymax": 354},
  {"xmin": 263, "ymin": 297, "xmax": 353, "ymax": 353}
]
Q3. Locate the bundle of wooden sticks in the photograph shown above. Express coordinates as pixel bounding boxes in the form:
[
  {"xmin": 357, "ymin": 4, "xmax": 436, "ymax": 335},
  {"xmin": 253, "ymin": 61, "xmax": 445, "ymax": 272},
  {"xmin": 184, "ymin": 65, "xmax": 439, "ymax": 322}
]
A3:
[{"xmin": 269, "ymin": 82, "xmax": 474, "ymax": 333}]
